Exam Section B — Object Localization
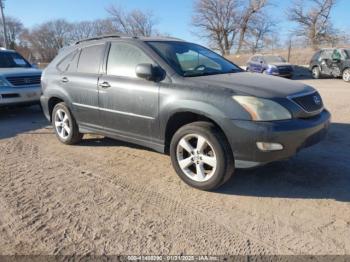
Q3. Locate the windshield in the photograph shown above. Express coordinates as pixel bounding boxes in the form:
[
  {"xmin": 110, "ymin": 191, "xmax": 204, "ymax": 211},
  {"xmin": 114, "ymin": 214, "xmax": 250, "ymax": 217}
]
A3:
[
  {"xmin": 345, "ymin": 50, "xmax": 350, "ymax": 59},
  {"xmin": 264, "ymin": 56, "xmax": 286, "ymax": 63},
  {"xmin": 0, "ymin": 52, "xmax": 32, "ymax": 68},
  {"xmin": 147, "ymin": 41, "xmax": 242, "ymax": 77}
]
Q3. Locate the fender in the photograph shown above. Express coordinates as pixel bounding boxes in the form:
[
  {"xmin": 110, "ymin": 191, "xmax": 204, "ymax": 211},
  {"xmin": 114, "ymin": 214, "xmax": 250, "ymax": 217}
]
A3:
[{"xmin": 160, "ymin": 99, "xmax": 233, "ymax": 142}]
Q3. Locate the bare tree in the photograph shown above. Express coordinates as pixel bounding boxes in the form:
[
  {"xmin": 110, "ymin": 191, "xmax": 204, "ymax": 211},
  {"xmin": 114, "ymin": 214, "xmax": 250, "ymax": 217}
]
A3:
[
  {"xmin": 246, "ymin": 14, "xmax": 275, "ymax": 53},
  {"xmin": 288, "ymin": 0, "xmax": 337, "ymax": 50},
  {"xmin": 91, "ymin": 19, "xmax": 117, "ymax": 36},
  {"xmin": 20, "ymin": 19, "xmax": 72, "ymax": 62},
  {"xmin": 192, "ymin": 0, "xmax": 240, "ymax": 55},
  {"xmin": 0, "ymin": 16, "xmax": 24, "ymax": 49},
  {"xmin": 106, "ymin": 5, "xmax": 157, "ymax": 37},
  {"xmin": 69, "ymin": 19, "xmax": 118, "ymax": 42},
  {"xmin": 236, "ymin": 0, "xmax": 268, "ymax": 54}
]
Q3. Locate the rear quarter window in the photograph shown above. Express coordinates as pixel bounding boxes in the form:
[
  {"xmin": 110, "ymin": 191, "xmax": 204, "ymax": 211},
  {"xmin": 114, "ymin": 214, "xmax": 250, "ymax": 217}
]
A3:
[
  {"xmin": 56, "ymin": 50, "xmax": 79, "ymax": 72},
  {"xmin": 311, "ymin": 51, "xmax": 320, "ymax": 62}
]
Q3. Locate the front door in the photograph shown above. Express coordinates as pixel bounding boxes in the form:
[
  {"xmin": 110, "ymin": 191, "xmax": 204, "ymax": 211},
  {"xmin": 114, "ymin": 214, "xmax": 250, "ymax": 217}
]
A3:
[{"xmin": 98, "ymin": 41, "xmax": 159, "ymax": 143}]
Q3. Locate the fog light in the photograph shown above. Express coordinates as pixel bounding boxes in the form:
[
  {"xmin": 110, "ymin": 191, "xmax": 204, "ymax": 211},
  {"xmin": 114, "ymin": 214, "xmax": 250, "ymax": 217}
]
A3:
[{"xmin": 256, "ymin": 142, "xmax": 283, "ymax": 152}]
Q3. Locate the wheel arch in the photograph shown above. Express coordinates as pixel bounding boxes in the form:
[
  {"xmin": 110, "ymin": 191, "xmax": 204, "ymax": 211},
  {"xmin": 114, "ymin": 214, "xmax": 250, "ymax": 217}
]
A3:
[
  {"xmin": 47, "ymin": 95, "xmax": 71, "ymax": 122},
  {"xmin": 163, "ymin": 110, "xmax": 230, "ymax": 154}
]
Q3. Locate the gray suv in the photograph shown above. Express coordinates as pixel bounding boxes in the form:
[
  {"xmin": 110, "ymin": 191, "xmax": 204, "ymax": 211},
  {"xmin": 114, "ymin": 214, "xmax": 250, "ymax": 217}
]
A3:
[
  {"xmin": 0, "ymin": 49, "xmax": 42, "ymax": 107},
  {"xmin": 41, "ymin": 35, "xmax": 331, "ymax": 190}
]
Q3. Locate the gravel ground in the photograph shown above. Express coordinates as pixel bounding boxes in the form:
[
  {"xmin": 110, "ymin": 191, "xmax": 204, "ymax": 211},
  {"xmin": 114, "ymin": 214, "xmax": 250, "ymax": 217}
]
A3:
[{"xmin": 0, "ymin": 78, "xmax": 349, "ymax": 256}]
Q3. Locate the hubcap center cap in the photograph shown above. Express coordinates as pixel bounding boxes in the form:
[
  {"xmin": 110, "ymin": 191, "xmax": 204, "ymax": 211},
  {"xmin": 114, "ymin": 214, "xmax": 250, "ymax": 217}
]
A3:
[{"xmin": 193, "ymin": 154, "xmax": 201, "ymax": 162}]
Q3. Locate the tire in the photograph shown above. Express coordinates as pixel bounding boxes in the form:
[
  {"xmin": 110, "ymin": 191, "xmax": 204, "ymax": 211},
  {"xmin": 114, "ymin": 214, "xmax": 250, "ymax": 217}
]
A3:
[
  {"xmin": 170, "ymin": 121, "xmax": 234, "ymax": 191},
  {"xmin": 52, "ymin": 102, "xmax": 83, "ymax": 145},
  {"xmin": 312, "ymin": 66, "xmax": 321, "ymax": 79},
  {"xmin": 343, "ymin": 68, "xmax": 350, "ymax": 82}
]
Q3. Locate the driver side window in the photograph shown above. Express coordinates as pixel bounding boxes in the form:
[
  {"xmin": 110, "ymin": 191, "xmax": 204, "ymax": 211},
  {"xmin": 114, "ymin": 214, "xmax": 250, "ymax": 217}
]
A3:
[{"xmin": 176, "ymin": 50, "xmax": 221, "ymax": 72}]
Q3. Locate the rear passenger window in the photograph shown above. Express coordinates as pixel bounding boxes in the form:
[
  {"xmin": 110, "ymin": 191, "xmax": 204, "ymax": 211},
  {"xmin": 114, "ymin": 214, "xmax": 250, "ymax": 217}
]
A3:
[
  {"xmin": 77, "ymin": 44, "xmax": 105, "ymax": 74},
  {"xmin": 320, "ymin": 50, "xmax": 333, "ymax": 60},
  {"xmin": 57, "ymin": 50, "xmax": 78, "ymax": 72},
  {"xmin": 107, "ymin": 42, "xmax": 153, "ymax": 78}
]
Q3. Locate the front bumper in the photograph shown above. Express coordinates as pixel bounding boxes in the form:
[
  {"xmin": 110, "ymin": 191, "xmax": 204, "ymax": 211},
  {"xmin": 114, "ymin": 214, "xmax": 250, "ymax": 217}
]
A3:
[
  {"xmin": 224, "ymin": 110, "xmax": 331, "ymax": 168},
  {"xmin": 266, "ymin": 68, "xmax": 294, "ymax": 78},
  {"xmin": 0, "ymin": 86, "xmax": 41, "ymax": 107}
]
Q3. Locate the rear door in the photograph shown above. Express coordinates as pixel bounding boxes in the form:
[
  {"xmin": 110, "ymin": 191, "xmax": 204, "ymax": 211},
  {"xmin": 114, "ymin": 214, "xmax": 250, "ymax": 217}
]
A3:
[
  {"xmin": 98, "ymin": 41, "xmax": 160, "ymax": 143},
  {"xmin": 63, "ymin": 43, "xmax": 106, "ymax": 128}
]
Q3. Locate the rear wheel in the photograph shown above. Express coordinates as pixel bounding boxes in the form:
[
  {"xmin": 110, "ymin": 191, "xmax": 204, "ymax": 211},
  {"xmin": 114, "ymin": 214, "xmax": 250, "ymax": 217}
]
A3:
[
  {"xmin": 52, "ymin": 102, "xmax": 83, "ymax": 145},
  {"xmin": 312, "ymin": 66, "xmax": 321, "ymax": 79},
  {"xmin": 170, "ymin": 122, "xmax": 234, "ymax": 191},
  {"xmin": 343, "ymin": 68, "xmax": 350, "ymax": 82}
]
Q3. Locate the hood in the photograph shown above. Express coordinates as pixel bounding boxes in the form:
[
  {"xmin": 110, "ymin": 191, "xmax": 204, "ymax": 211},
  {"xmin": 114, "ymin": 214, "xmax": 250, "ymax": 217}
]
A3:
[
  {"xmin": 187, "ymin": 72, "xmax": 313, "ymax": 98},
  {"xmin": 0, "ymin": 68, "xmax": 42, "ymax": 77}
]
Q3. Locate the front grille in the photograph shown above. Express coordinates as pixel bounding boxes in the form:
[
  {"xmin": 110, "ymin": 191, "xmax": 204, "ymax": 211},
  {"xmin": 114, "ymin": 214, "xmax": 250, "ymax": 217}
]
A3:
[
  {"xmin": 6, "ymin": 75, "xmax": 41, "ymax": 86},
  {"xmin": 278, "ymin": 66, "xmax": 293, "ymax": 75},
  {"xmin": 292, "ymin": 92, "xmax": 323, "ymax": 112},
  {"xmin": 1, "ymin": 93, "xmax": 19, "ymax": 98}
]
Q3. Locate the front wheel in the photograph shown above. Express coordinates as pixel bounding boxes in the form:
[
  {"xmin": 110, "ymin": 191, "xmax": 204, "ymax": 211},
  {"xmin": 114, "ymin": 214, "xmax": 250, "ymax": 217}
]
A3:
[
  {"xmin": 343, "ymin": 68, "xmax": 350, "ymax": 82},
  {"xmin": 312, "ymin": 67, "xmax": 321, "ymax": 79},
  {"xmin": 52, "ymin": 102, "xmax": 83, "ymax": 145},
  {"xmin": 170, "ymin": 122, "xmax": 234, "ymax": 191}
]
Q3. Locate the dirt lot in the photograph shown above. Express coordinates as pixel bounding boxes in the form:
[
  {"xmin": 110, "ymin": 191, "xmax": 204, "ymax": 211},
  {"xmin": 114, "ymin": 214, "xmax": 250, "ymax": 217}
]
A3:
[{"xmin": 0, "ymin": 78, "xmax": 349, "ymax": 256}]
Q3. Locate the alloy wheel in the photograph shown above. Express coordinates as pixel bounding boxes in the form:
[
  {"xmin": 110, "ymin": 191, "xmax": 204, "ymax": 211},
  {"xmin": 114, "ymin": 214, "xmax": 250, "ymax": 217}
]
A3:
[
  {"xmin": 312, "ymin": 67, "xmax": 319, "ymax": 79},
  {"xmin": 54, "ymin": 109, "xmax": 71, "ymax": 139},
  {"xmin": 176, "ymin": 134, "xmax": 217, "ymax": 182},
  {"xmin": 343, "ymin": 69, "xmax": 350, "ymax": 82}
]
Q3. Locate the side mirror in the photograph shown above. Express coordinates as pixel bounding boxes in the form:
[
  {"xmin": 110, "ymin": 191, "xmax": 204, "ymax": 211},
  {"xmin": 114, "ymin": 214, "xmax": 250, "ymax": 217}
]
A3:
[
  {"xmin": 135, "ymin": 63, "xmax": 165, "ymax": 81},
  {"xmin": 135, "ymin": 63, "xmax": 154, "ymax": 81},
  {"xmin": 31, "ymin": 63, "xmax": 39, "ymax": 69},
  {"xmin": 260, "ymin": 60, "xmax": 264, "ymax": 64}
]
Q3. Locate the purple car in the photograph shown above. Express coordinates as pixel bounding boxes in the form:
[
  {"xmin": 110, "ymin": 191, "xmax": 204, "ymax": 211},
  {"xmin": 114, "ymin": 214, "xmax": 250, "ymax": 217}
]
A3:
[{"xmin": 246, "ymin": 55, "xmax": 294, "ymax": 78}]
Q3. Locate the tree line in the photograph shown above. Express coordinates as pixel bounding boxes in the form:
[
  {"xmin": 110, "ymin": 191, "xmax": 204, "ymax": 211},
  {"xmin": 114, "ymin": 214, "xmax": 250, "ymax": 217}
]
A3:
[{"xmin": 0, "ymin": 0, "xmax": 347, "ymax": 62}]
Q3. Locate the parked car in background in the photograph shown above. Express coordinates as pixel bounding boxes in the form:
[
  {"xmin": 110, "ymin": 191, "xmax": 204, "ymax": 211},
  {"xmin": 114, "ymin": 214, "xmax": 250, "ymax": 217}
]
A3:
[
  {"xmin": 246, "ymin": 55, "xmax": 294, "ymax": 78},
  {"xmin": 309, "ymin": 48, "xmax": 350, "ymax": 82},
  {"xmin": 0, "ymin": 48, "xmax": 42, "ymax": 107},
  {"xmin": 41, "ymin": 35, "xmax": 330, "ymax": 190}
]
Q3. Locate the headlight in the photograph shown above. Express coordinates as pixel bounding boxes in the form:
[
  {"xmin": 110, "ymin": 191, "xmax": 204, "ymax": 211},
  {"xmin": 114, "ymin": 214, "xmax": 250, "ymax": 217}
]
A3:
[
  {"xmin": 0, "ymin": 79, "xmax": 9, "ymax": 87},
  {"xmin": 269, "ymin": 65, "xmax": 278, "ymax": 72},
  {"xmin": 233, "ymin": 96, "xmax": 292, "ymax": 121}
]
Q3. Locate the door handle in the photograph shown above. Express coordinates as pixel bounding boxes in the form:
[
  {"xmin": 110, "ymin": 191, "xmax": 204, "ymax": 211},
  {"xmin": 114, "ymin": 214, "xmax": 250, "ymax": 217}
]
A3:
[
  {"xmin": 61, "ymin": 77, "xmax": 69, "ymax": 83},
  {"xmin": 99, "ymin": 81, "xmax": 111, "ymax": 89}
]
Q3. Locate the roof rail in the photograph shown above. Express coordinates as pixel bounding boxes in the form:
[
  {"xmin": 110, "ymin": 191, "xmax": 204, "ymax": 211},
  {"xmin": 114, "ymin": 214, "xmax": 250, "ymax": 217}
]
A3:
[{"xmin": 74, "ymin": 34, "xmax": 137, "ymax": 45}]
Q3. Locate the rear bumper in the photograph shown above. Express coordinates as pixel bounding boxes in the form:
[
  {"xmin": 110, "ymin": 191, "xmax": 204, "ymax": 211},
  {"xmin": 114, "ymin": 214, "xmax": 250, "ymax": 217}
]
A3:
[
  {"xmin": 0, "ymin": 86, "xmax": 41, "ymax": 107},
  {"xmin": 223, "ymin": 110, "xmax": 331, "ymax": 168},
  {"xmin": 40, "ymin": 95, "xmax": 50, "ymax": 121}
]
